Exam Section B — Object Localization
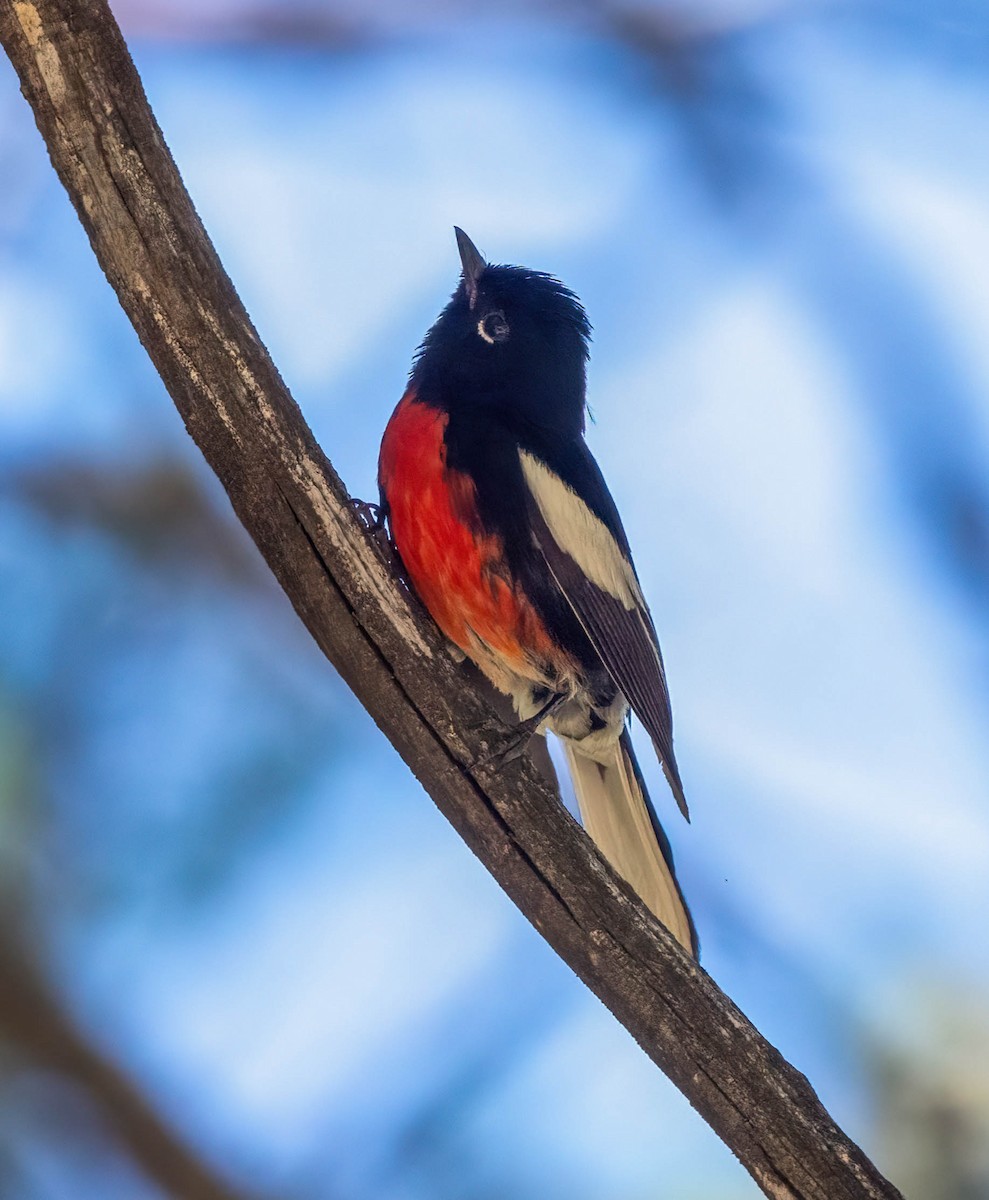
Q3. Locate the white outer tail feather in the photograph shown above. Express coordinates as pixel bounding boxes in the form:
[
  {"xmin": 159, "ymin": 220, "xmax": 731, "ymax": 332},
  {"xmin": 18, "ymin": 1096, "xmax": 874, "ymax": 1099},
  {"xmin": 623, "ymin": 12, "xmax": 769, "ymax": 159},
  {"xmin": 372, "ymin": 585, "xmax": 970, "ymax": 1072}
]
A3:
[{"xmin": 563, "ymin": 737, "xmax": 696, "ymax": 956}]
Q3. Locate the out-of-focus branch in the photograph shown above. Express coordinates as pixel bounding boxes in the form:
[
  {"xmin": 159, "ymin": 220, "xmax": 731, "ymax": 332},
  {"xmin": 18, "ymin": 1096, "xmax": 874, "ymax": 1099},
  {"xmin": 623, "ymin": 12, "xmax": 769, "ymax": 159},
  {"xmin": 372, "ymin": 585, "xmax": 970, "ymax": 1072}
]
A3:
[
  {"xmin": 0, "ymin": 3, "xmax": 904, "ymax": 1197},
  {"xmin": 0, "ymin": 925, "xmax": 257, "ymax": 1200},
  {"xmin": 103, "ymin": 0, "xmax": 797, "ymax": 47}
]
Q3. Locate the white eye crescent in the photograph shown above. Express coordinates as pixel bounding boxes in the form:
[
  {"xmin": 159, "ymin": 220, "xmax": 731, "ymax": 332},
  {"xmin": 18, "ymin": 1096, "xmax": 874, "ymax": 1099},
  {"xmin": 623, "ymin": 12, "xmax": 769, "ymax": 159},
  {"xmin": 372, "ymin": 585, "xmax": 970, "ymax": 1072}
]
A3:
[{"xmin": 477, "ymin": 310, "xmax": 510, "ymax": 344}]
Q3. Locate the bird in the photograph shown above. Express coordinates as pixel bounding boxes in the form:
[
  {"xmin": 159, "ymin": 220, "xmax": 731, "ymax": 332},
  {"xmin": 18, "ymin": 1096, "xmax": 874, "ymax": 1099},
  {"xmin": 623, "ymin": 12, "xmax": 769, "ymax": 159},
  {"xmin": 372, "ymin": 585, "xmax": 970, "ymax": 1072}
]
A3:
[{"xmin": 377, "ymin": 228, "xmax": 697, "ymax": 957}]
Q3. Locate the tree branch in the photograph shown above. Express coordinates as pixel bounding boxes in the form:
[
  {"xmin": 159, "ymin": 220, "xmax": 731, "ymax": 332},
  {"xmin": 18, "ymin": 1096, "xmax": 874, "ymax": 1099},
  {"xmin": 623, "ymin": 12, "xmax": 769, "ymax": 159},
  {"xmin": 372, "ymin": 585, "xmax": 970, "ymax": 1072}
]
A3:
[
  {"xmin": 0, "ymin": 3, "xmax": 904, "ymax": 1197},
  {"xmin": 0, "ymin": 923, "xmax": 259, "ymax": 1200}
]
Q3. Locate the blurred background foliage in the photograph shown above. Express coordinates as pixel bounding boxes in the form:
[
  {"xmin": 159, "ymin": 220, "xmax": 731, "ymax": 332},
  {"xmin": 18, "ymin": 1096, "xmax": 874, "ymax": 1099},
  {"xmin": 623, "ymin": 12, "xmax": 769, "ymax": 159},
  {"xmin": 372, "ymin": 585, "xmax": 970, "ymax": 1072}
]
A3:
[{"xmin": 2, "ymin": 0, "xmax": 989, "ymax": 1197}]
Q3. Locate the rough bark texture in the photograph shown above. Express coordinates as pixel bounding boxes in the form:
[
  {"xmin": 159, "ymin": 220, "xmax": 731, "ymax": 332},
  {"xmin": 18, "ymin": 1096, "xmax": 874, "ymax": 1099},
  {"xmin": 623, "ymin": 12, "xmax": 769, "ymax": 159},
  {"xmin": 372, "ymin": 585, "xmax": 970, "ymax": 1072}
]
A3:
[{"xmin": 0, "ymin": 3, "xmax": 905, "ymax": 1198}]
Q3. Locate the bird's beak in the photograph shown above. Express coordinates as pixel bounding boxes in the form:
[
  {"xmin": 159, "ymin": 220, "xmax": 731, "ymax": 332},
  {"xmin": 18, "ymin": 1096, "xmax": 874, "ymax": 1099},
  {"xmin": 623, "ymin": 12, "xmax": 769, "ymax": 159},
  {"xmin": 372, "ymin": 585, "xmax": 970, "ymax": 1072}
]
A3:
[{"xmin": 454, "ymin": 226, "xmax": 486, "ymax": 309}]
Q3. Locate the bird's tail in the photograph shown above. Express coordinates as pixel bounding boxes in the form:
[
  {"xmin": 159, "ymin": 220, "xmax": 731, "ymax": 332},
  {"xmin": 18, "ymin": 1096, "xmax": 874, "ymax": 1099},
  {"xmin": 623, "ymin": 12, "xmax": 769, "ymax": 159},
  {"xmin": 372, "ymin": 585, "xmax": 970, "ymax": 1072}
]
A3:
[{"xmin": 563, "ymin": 730, "xmax": 697, "ymax": 957}]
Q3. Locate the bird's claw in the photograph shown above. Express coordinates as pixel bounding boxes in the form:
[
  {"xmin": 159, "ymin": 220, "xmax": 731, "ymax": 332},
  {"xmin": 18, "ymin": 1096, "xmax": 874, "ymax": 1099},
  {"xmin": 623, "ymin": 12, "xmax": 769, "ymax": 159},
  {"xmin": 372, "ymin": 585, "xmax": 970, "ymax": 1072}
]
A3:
[
  {"xmin": 469, "ymin": 713, "xmax": 544, "ymax": 773},
  {"xmin": 348, "ymin": 495, "xmax": 406, "ymax": 579},
  {"xmin": 349, "ymin": 497, "xmax": 385, "ymax": 532}
]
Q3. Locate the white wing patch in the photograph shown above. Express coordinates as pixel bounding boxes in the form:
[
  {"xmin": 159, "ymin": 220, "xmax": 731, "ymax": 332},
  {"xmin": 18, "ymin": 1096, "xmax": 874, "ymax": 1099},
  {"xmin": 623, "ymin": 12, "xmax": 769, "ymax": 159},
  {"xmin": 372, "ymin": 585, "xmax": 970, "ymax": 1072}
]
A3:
[{"xmin": 519, "ymin": 450, "xmax": 645, "ymax": 610}]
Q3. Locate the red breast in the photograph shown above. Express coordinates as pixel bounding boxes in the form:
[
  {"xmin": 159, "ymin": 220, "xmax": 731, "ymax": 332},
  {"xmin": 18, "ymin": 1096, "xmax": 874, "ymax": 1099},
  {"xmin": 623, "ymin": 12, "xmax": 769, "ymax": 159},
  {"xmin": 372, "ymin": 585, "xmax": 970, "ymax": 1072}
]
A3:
[{"xmin": 379, "ymin": 390, "xmax": 561, "ymax": 673}]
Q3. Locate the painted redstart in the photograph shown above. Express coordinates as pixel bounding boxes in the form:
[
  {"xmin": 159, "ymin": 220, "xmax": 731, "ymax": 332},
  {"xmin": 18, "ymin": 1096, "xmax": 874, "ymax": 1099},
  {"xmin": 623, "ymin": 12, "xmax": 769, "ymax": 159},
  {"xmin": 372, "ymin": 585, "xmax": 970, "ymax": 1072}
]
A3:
[{"xmin": 378, "ymin": 229, "xmax": 696, "ymax": 956}]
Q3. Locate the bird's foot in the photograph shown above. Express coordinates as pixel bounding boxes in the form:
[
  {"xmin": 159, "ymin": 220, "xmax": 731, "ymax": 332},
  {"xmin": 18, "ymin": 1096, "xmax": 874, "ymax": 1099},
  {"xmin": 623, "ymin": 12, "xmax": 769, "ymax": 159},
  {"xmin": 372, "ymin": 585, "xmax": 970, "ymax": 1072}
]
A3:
[
  {"xmin": 469, "ymin": 695, "xmax": 565, "ymax": 773},
  {"xmin": 349, "ymin": 496, "xmax": 385, "ymax": 533},
  {"xmin": 470, "ymin": 719, "xmax": 540, "ymax": 773},
  {"xmin": 348, "ymin": 497, "xmax": 404, "ymax": 577}
]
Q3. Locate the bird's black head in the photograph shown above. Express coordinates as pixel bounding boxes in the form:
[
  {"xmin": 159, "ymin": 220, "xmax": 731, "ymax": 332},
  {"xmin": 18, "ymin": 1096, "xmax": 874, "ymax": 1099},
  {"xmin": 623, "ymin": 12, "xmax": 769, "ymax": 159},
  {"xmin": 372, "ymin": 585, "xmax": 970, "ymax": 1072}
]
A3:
[{"xmin": 410, "ymin": 228, "xmax": 592, "ymax": 438}]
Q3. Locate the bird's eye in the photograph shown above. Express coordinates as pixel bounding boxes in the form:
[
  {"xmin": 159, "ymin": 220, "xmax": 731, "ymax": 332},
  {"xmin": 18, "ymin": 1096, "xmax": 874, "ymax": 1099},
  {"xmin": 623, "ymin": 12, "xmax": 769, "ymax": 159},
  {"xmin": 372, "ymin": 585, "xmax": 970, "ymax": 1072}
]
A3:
[{"xmin": 477, "ymin": 310, "xmax": 510, "ymax": 345}]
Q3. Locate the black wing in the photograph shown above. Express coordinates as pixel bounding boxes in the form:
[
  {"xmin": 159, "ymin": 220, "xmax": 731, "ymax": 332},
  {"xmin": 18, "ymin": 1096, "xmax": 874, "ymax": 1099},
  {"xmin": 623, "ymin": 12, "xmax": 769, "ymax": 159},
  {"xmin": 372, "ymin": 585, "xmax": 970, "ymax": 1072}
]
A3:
[{"xmin": 519, "ymin": 442, "xmax": 689, "ymax": 819}]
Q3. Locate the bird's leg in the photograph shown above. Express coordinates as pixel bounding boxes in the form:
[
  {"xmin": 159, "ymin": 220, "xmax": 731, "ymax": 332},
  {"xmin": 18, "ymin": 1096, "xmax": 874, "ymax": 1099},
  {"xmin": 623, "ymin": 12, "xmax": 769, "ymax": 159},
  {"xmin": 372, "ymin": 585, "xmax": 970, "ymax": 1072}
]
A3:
[
  {"xmin": 348, "ymin": 497, "xmax": 405, "ymax": 579},
  {"xmin": 471, "ymin": 692, "xmax": 567, "ymax": 772}
]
